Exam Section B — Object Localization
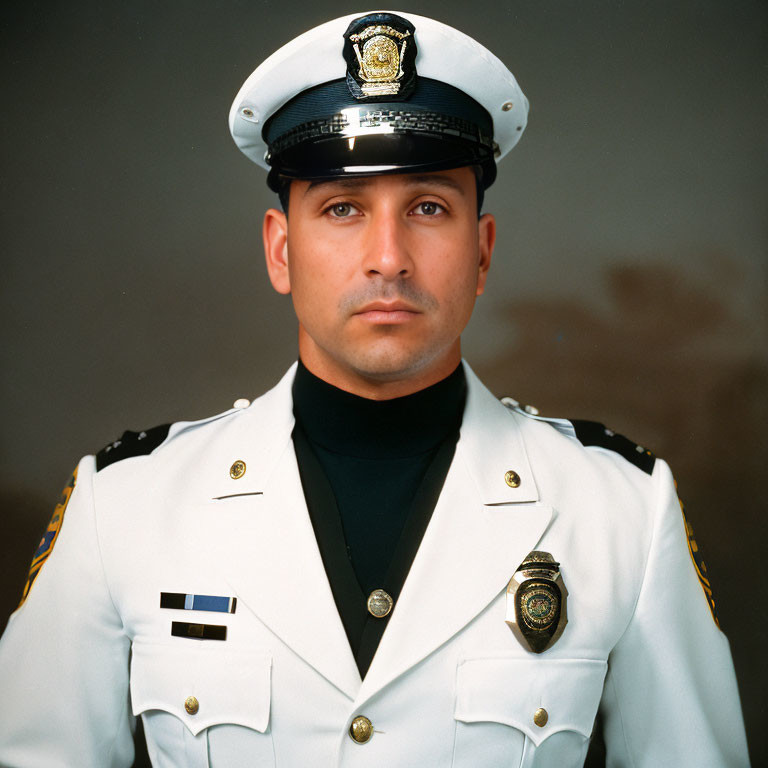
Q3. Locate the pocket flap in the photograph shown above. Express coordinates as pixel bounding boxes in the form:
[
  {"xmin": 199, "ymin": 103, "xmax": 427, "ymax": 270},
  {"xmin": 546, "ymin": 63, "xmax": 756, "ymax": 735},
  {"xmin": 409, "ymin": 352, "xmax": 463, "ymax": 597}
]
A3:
[
  {"xmin": 455, "ymin": 657, "xmax": 607, "ymax": 747},
  {"xmin": 130, "ymin": 641, "xmax": 271, "ymax": 736}
]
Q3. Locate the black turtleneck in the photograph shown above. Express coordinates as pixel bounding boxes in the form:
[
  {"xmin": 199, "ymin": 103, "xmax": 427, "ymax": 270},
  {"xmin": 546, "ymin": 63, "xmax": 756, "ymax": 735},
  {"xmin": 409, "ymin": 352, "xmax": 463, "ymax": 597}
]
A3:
[{"xmin": 292, "ymin": 360, "xmax": 466, "ymax": 674}]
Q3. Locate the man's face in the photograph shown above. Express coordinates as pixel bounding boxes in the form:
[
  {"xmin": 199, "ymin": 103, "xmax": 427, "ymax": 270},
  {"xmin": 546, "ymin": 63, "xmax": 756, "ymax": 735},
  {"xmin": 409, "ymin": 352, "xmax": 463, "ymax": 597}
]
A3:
[{"xmin": 263, "ymin": 166, "xmax": 495, "ymax": 396}]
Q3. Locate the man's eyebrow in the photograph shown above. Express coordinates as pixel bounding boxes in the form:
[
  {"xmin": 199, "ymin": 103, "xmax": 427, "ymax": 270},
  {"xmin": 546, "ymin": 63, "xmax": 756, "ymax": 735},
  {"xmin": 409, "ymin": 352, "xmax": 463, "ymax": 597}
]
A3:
[
  {"xmin": 304, "ymin": 178, "xmax": 369, "ymax": 196},
  {"xmin": 303, "ymin": 173, "xmax": 467, "ymax": 197},
  {"xmin": 402, "ymin": 174, "xmax": 467, "ymax": 196}
]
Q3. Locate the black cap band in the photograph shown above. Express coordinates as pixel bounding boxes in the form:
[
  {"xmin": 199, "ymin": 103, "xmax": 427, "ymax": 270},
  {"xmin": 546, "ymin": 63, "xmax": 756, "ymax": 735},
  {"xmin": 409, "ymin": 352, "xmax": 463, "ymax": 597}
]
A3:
[{"xmin": 263, "ymin": 77, "xmax": 497, "ymax": 191}]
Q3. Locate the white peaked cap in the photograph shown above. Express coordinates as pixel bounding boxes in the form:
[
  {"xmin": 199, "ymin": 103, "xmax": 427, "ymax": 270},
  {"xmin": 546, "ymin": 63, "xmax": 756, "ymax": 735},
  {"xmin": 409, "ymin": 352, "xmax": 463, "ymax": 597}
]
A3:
[{"xmin": 229, "ymin": 10, "xmax": 529, "ymax": 182}]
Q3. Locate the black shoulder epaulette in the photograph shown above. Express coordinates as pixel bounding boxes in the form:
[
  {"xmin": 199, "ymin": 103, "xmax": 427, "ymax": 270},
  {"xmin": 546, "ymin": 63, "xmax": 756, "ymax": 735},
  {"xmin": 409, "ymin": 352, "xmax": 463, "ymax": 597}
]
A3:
[
  {"xmin": 502, "ymin": 398, "xmax": 657, "ymax": 475},
  {"xmin": 96, "ymin": 423, "xmax": 171, "ymax": 472},
  {"xmin": 570, "ymin": 419, "xmax": 656, "ymax": 475}
]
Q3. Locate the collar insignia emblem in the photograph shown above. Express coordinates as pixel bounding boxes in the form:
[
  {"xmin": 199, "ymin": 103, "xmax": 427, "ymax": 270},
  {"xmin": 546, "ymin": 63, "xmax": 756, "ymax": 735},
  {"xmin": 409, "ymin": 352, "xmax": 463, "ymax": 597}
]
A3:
[
  {"xmin": 505, "ymin": 551, "xmax": 569, "ymax": 653},
  {"xmin": 343, "ymin": 13, "xmax": 418, "ymax": 101}
]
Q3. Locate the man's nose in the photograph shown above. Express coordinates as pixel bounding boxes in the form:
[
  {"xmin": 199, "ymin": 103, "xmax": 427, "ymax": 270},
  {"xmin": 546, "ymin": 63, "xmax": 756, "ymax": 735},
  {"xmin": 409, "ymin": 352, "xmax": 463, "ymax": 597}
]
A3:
[{"xmin": 361, "ymin": 209, "xmax": 414, "ymax": 280}]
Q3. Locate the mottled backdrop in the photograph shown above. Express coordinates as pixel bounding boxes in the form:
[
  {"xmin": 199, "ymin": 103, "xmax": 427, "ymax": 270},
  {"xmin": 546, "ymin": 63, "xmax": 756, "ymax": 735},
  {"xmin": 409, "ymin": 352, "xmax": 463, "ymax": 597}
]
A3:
[{"xmin": 2, "ymin": 1, "xmax": 766, "ymax": 764}]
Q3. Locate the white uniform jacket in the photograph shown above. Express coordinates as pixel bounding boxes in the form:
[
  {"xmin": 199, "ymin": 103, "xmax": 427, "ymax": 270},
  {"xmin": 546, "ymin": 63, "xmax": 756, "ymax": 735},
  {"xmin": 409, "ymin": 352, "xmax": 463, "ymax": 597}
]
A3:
[{"xmin": 0, "ymin": 362, "xmax": 749, "ymax": 767}]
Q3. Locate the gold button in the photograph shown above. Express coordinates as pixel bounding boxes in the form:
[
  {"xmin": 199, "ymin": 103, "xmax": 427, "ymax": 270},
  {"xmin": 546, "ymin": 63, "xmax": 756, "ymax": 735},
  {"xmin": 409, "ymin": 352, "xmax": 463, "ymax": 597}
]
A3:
[
  {"xmin": 533, "ymin": 707, "xmax": 548, "ymax": 727},
  {"xmin": 229, "ymin": 460, "xmax": 246, "ymax": 479},
  {"xmin": 367, "ymin": 589, "xmax": 393, "ymax": 618},
  {"xmin": 185, "ymin": 696, "xmax": 199, "ymax": 715},
  {"xmin": 504, "ymin": 470, "xmax": 521, "ymax": 488},
  {"xmin": 349, "ymin": 715, "xmax": 373, "ymax": 743}
]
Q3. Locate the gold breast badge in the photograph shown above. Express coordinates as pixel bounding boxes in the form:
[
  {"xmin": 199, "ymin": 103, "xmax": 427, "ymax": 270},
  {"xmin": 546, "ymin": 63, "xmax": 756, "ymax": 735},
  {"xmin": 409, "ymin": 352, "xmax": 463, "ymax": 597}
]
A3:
[{"xmin": 505, "ymin": 551, "xmax": 568, "ymax": 653}]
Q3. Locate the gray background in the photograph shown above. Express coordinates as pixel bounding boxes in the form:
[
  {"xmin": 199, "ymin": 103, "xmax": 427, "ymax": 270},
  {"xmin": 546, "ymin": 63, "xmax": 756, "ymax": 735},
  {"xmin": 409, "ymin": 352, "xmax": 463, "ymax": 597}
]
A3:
[{"xmin": 2, "ymin": 1, "xmax": 765, "ymax": 764}]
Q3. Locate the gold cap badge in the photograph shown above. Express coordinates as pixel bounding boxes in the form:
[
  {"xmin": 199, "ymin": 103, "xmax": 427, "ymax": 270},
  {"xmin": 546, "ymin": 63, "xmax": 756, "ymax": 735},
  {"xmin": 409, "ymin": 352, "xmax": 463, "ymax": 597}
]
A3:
[{"xmin": 343, "ymin": 13, "xmax": 418, "ymax": 100}]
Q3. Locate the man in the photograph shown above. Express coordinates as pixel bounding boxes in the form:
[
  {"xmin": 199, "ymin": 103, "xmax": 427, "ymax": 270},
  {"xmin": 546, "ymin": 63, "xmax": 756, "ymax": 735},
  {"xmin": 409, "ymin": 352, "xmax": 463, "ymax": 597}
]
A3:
[{"xmin": 0, "ymin": 10, "xmax": 749, "ymax": 768}]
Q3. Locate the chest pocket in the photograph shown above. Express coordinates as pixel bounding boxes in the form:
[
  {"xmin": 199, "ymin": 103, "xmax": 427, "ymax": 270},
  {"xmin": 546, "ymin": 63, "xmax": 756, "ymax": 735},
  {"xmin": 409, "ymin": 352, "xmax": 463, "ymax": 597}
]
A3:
[
  {"xmin": 130, "ymin": 641, "xmax": 275, "ymax": 768},
  {"xmin": 453, "ymin": 657, "xmax": 607, "ymax": 768}
]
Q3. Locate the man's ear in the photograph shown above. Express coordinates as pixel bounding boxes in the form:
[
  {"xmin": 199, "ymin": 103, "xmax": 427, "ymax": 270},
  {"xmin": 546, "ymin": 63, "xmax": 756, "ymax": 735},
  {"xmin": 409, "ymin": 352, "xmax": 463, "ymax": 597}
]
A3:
[
  {"xmin": 263, "ymin": 207, "xmax": 290, "ymax": 295},
  {"xmin": 476, "ymin": 212, "xmax": 496, "ymax": 297}
]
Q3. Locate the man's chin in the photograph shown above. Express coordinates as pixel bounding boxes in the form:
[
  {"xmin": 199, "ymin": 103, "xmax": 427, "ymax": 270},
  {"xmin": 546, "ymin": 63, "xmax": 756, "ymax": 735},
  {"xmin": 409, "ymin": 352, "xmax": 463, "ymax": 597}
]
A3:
[{"xmin": 339, "ymin": 344, "xmax": 453, "ymax": 384}]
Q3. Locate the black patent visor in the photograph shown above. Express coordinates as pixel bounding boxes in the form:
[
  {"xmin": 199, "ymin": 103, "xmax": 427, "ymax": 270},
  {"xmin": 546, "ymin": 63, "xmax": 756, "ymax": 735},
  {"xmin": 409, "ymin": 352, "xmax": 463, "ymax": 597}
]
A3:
[{"xmin": 267, "ymin": 132, "xmax": 496, "ymax": 192}]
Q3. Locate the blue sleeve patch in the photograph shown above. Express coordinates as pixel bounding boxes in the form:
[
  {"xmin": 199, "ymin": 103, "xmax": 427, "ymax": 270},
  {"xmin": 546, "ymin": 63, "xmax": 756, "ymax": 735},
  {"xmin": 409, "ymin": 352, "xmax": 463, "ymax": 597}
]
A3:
[{"xmin": 19, "ymin": 468, "xmax": 77, "ymax": 607}]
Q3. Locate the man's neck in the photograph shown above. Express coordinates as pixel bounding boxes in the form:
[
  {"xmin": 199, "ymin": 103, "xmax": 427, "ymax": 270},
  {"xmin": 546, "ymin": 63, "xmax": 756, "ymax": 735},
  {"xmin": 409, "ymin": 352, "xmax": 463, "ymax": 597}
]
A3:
[{"xmin": 292, "ymin": 359, "xmax": 466, "ymax": 457}]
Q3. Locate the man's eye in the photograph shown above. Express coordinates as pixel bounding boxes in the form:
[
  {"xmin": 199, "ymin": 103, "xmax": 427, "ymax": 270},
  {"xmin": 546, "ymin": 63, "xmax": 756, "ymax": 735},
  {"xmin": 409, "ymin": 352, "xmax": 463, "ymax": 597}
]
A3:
[
  {"xmin": 413, "ymin": 201, "xmax": 444, "ymax": 216},
  {"xmin": 327, "ymin": 202, "xmax": 359, "ymax": 217}
]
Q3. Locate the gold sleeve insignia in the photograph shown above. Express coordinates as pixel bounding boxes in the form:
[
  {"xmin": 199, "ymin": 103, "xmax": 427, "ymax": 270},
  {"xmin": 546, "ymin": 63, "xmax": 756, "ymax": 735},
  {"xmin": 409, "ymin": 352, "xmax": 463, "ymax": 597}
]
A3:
[
  {"xmin": 18, "ymin": 468, "xmax": 77, "ymax": 608},
  {"xmin": 677, "ymin": 492, "xmax": 719, "ymax": 628}
]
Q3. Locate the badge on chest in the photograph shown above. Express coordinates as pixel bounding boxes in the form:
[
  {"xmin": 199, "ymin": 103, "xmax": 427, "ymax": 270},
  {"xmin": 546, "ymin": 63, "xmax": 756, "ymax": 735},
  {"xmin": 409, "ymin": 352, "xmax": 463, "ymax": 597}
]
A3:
[{"xmin": 505, "ymin": 551, "xmax": 568, "ymax": 653}]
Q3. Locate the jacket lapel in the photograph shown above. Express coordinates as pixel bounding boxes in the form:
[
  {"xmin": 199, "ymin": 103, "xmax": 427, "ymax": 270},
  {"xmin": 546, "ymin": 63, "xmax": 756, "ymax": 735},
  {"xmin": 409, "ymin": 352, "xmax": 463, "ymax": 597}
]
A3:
[
  {"xmin": 188, "ymin": 362, "xmax": 551, "ymax": 705},
  {"xmin": 192, "ymin": 365, "xmax": 362, "ymax": 700},
  {"xmin": 355, "ymin": 363, "xmax": 553, "ymax": 705}
]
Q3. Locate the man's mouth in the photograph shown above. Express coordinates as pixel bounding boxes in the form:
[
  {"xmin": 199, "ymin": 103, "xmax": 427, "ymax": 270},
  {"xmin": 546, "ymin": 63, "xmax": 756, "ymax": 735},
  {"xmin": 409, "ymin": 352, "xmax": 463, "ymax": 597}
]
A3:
[{"xmin": 354, "ymin": 300, "xmax": 422, "ymax": 324}]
